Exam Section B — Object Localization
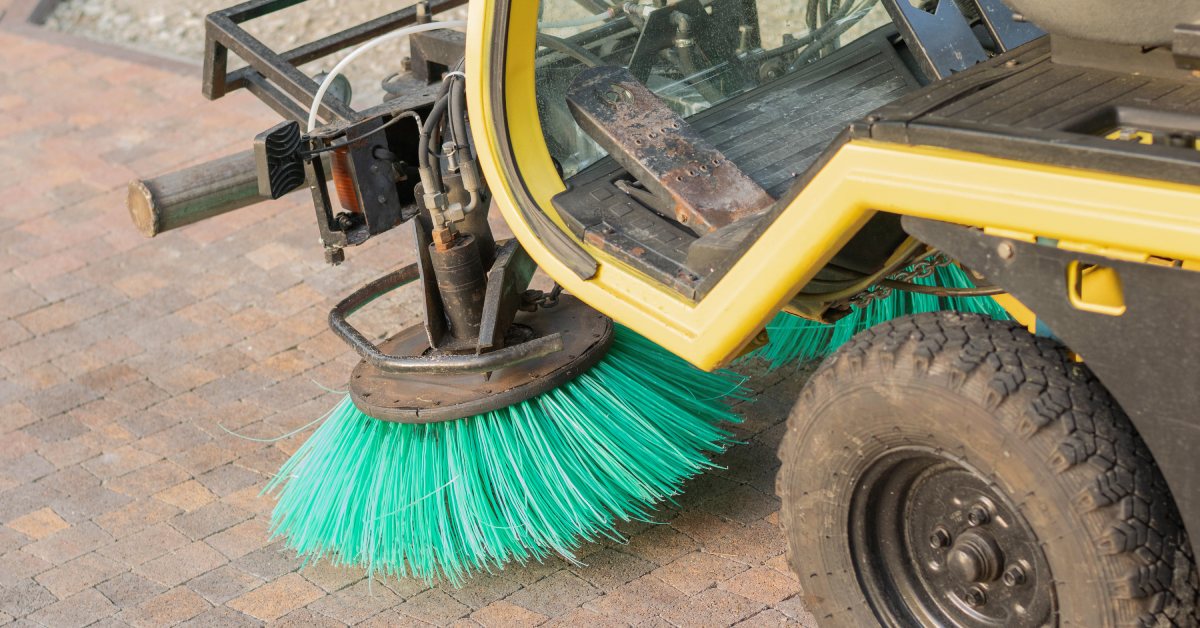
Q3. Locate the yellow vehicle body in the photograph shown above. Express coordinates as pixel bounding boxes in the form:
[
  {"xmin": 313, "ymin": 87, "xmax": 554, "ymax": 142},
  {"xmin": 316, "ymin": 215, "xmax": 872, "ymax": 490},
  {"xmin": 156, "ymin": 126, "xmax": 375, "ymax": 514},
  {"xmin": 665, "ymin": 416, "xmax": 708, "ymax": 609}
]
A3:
[{"xmin": 465, "ymin": 0, "xmax": 1200, "ymax": 371}]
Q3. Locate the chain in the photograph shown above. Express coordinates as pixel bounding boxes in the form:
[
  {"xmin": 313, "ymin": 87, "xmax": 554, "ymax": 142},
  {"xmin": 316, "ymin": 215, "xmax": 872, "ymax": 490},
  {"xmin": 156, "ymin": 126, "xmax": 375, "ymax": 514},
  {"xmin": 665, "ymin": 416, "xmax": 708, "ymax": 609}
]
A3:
[
  {"xmin": 847, "ymin": 252, "xmax": 953, "ymax": 309},
  {"xmin": 520, "ymin": 284, "xmax": 563, "ymax": 310}
]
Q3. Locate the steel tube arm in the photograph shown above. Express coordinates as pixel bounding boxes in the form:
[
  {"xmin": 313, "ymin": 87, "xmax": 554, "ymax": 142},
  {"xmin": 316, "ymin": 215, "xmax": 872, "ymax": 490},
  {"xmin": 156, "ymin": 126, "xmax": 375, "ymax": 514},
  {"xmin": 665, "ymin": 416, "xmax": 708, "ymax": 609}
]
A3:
[{"xmin": 328, "ymin": 264, "xmax": 564, "ymax": 374}]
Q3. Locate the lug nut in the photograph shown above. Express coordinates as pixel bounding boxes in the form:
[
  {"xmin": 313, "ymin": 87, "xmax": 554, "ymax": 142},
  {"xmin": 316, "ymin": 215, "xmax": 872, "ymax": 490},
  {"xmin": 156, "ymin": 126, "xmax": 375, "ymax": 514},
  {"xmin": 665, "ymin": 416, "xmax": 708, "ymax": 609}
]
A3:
[
  {"xmin": 929, "ymin": 527, "xmax": 951, "ymax": 549},
  {"xmin": 963, "ymin": 586, "xmax": 986, "ymax": 608},
  {"xmin": 1003, "ymin": 564, "xmax": 1027, "ymax": 587},
  {"xmin": 967, "ymin": 505, "xmax": 990, "ymax": 527}
]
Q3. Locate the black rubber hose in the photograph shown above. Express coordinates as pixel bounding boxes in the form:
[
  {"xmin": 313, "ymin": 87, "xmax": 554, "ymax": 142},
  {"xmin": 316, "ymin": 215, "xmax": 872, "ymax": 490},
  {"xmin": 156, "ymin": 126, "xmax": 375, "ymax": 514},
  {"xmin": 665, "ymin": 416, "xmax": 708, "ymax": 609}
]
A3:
[
  {"xmin": 418, "ymin": 81, "xmax": 452, "ymax": 170},
  {"xmin": 419, "ymin": 86, "xmax": 451, "ymax": 192},
  {"xmin": 448, "ymin": 76, "xmax": 470, "ymax": 152}
]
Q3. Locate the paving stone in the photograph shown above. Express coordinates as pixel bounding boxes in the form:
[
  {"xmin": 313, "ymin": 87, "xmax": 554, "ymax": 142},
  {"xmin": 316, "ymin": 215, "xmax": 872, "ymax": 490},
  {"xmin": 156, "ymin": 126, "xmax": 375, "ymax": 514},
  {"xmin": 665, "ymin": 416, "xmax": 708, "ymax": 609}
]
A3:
[
  {"xmin": 153, "ymin": 479, "xmax": 216, "ymax": 512},
  {"xmin": 307, "ymin": 578, "xmax": 399, "ymax": 624},
  {"xmin": 703, "ymin": 520, "xmax": 788, "ymax": 567},
  {"xmin": 95, "ymin": 572, "xmax": 166, "ymax": 608},
  {"xmin": 736, "ymin": 608, "xmax": 797, "ymax": 626},
  {"xmin": 670, "ymin": 510, "xmax": 745, "ymax": 547},
  {"xmin": 0, "ymin": 525, "xmax": 27, "ymax": 555},
  {"xmin": 27, "ymin": 588, "xmax": 117, "ymax": 628},
  {"xmin": 0, "ymin": 551, "xmax": 53, "ymax": 588},
  {"xmin": 195, "ymin": 463, "xmax": 260, "ymax": 497},
  {"xmin": 0, "ymin": 579, "xmax": 57, "ymax": 619},
  {"xmin": 661, "ymin": 588, "xmax": 764, "ymax": 628},
  {"xmin": 0, "ymin": 452, "xmax": 53, "ymax": 486},
  {"xmin": 0, "ymin": 402, "xmax": 39, "ymax": 434},
  {"xmin": 94, "ymin": 498, "xmax": 180, "ymax": 538},
  {"xmin": 353, "ymin": 608, "xmax": 431, "ymax": 627},
  {"xmin": 134, "ymin": 540, "xmax": 226, "ymax": 587},
  {"xmin": 299, "ymin": 559, "xmax": 366, "ymax": 593},
  {"xmin": 23, "ymin": 521, "xmax": 112, "ymax": 565},
  {"xmin": 205, "ymin": 518, "xmax": 270, "ymax": 560},
  {"xmin": 97, "ymin": 522, "xmax": 188, "ymax": 568},
  {"xmin": 48, "ymin": 485, "xmax": 131, "ymax": 524},
  {"xmin": 774, "ymin": 595, "xmax": 819, "ymax": 626},
  {"xmin": 171, "ymin": 442, "xmax": 237, "ymax": 476},
  {"xmin": 232, "ymin": 542, "xmax": 303, "ymax": 580},
  {"xmin": 545, "ymin": 606, "xmax": 627, "ymax": 627},
  {"xmin": 439, "ymin": 574, "xmax": 520, "ymax": 611},
  {"xmin": 107, "ymin": 459, "xmax": 190, "ymax": 497},
  {"xmin": 567, "ymin": 548, "xmax": 655, "ymax": 592},
  {"xmin": 34, "ymin": 551, "xmax": 123, "ymax": 599},
  {"xmin": 169, "ymin": 500, "xmax": 251, "ymax": 540},
  {"xmin": 505, "ymin": 571, "xmax": 601, "ymax": 619},
  {"xmin": 222, "ymin": 485, "xmax": 275, "ymax": 517},
  {"xmin": 398, "ymin": 589, "xmax": 472, "ymax": 626},
  {"xmin": 652, "ymin": 552, "xmax": 749, "ymax": 596},
  {"xmin": 120, "ymin": 586, "xmax": 210, "ymax": 628},
  {"xmin": 175, "ymin": 605, "xmax": 262, "ymax": 628},
  {"xmin": 227, "ymin": 573, "xmax": 324, "ymax": 622},
  {"xmin": 700, "ymin": 485, "xmax": 781, "ymax": 525},
  {"xmin": 379, "ymin": 576, "xmax": 433, "ymax": 601},
  {"xmin": 6, "ymin": 507, "xmax": 69, "ymax": 540},
  {"xmin": 583, "ymin": 575, "xmax": 684, "ymax": 624},
  {"xmin": 471, "ymin": 600, "xmax": 548, "ymax": 627},
  {"xmin": 186, "ymin": 564, "xmax": 263, "ymax": 605},
  {"xmin": 276, "ymin": 607, "xmax": 347, "ymax": 628},
  {"xmin": 718, "ymin": 567, "xmax": 800, "ymax": 606}
]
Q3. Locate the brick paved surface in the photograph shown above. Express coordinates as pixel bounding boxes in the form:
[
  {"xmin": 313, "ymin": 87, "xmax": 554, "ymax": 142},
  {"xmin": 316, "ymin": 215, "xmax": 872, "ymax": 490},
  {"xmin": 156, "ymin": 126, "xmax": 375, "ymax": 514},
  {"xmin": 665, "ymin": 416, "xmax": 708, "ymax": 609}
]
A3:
[{"xmin": 0, "ymin": 26, "xmax": 819, "ymax": 628}]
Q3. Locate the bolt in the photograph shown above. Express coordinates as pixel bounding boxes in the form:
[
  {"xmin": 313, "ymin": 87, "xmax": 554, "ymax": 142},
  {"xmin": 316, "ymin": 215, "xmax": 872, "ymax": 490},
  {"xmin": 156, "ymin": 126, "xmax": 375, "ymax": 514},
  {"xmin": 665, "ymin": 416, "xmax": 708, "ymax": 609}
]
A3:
[
  {"xmin": 963, "ymin": 586, "xmax": 986, "ymax": 608},
  {"xmin": 997, "ymin": 241, "xmax": 1015, "ymax": 260},
  {"xmin": 967, "ymin": 504, "xmax": 990, "ymax": 526},
  {"xmin": 929, "ymin": 527, "xmax": 952, "ymax": 549},
  {"xmin": 1003, "ymin": 564, "xmax": 1027, "ymax": 587}
]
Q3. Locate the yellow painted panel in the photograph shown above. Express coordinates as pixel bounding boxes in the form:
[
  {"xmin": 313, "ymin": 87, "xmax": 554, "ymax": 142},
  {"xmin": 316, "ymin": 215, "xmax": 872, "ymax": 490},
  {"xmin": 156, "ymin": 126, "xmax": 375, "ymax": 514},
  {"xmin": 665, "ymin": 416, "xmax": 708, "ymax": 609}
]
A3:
[{"xmin": 466, "ymin": 1, "xmax": 1200, "ymax": 370}]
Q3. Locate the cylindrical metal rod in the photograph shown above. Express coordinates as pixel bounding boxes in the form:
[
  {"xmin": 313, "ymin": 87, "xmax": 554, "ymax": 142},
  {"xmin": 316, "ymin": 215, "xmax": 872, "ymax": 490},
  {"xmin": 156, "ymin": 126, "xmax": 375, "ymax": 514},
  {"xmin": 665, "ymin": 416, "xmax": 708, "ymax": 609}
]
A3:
[
  {"xmin": 429, "ymin": 234, "xmax": 488, "ymax": 342},
  {"xmin": 127, "ymin": 150, "xmax": 261, "ymax": 237}
]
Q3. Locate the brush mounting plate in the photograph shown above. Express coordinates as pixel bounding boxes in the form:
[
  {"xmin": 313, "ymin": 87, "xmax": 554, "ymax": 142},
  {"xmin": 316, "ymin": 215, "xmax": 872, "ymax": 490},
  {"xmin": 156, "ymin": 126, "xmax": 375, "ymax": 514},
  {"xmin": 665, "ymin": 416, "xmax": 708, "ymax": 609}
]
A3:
[{"xmin": 349, "ymin": 296, "xmax": 613, "ymax": 423}]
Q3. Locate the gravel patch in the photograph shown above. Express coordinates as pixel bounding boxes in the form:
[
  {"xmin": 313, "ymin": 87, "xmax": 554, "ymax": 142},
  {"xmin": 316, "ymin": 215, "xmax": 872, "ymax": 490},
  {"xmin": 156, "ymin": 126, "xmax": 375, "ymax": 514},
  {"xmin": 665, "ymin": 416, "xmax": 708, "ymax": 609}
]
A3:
[{"xmin": 45, "ymin": 0, "xmax": 467, "ymax": 110}]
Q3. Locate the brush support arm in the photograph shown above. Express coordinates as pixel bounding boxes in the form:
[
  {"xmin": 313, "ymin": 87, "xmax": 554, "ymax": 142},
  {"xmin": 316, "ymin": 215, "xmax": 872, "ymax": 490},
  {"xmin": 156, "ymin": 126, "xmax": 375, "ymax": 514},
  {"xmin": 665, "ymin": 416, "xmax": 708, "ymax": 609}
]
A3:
[{"xmin": 328, "ymin": 263, "xmax": 564, "ymax": 375}]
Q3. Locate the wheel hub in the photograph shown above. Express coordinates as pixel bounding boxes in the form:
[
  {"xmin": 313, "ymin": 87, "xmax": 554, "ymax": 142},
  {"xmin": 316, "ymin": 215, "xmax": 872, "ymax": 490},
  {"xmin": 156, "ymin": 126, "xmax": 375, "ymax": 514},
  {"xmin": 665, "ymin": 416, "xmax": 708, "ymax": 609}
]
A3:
[
  {"xmin": 947, "ymin": 530, "xmax": 1003, "ymax": 584},
  {"xmin": 850, "ymin": 450, "xmax": 1057, "ymax": 627}
]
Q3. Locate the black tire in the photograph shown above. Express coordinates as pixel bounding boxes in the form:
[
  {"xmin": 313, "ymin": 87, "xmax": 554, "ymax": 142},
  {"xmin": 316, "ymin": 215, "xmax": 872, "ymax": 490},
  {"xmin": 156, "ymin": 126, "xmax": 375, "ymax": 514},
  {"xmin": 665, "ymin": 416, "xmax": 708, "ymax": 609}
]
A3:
[{"xmin": 777, "ymin": 312, "xmax": 1198, "ymax": 627}]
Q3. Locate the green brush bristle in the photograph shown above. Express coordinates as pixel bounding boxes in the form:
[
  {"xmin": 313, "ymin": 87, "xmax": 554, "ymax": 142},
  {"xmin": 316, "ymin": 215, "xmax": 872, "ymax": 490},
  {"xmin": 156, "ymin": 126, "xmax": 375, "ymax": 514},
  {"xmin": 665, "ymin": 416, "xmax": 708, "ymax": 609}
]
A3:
[
  {"xmin": 265, "ymin": 326, "xmax": 744, "ymax": 585},
  {"xmin": 752, "ymin": 264, "xmax": 1011, "ymax": 369}
]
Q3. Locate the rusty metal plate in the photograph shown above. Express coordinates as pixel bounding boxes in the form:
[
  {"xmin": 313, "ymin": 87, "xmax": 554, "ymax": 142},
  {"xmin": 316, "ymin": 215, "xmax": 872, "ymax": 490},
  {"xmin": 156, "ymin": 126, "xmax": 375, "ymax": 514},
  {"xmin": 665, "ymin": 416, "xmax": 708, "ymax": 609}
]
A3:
[
  {"xmin": 349, "ymin": 296, "xmax": 613, "ymax": 423},
  {"xmin": 566, "ymin": 65, "xmax": 774, "ymax": 233}
]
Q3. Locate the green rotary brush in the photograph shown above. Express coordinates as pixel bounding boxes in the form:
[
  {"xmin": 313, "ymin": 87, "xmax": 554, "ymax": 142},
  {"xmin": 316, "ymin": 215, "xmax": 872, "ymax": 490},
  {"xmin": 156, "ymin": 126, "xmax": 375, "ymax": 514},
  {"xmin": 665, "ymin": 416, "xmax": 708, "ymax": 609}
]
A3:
[
  {"xmin": 265, "ymin": 262, "xmax": 744, "ymax": 586},
  {"xmin": 752, "ymin": 259, "xmax": 1011, "ymax": 369}
]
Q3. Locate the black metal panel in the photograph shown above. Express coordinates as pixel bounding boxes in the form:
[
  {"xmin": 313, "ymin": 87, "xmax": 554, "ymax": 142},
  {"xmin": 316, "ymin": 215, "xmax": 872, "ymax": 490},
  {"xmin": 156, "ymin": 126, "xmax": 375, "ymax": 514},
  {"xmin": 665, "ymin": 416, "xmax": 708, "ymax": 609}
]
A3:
[
  {"xmin": 881, "ymin": 0, "xmax": 988, "ymax": 80},
  {"xmin": 970, "ymin": 0, "xmax": 1045, "ymax": 52},
  {"xmin": 904, "ymin": 217, "xmax": 1200, "ymax": 561},
  {"xmin": 857, "ymin": 37, "xmax": 1200, "ymax": 187}
]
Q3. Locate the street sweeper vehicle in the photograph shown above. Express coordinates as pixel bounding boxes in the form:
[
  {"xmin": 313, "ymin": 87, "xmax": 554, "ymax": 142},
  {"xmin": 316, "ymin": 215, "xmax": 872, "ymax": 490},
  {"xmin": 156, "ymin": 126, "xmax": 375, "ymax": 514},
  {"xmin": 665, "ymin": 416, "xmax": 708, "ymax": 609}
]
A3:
[{"xmin": 126, "ymin": 0, "xmax": 1200, "ymax": 624}]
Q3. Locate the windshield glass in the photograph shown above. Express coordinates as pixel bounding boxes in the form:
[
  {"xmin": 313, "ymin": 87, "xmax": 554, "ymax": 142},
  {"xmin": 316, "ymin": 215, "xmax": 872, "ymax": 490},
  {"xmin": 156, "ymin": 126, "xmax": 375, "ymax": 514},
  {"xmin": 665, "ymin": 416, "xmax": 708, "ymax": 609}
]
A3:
[{"xmin": 535, "ymin": 0, "xmax": 891, "ymax": 177}]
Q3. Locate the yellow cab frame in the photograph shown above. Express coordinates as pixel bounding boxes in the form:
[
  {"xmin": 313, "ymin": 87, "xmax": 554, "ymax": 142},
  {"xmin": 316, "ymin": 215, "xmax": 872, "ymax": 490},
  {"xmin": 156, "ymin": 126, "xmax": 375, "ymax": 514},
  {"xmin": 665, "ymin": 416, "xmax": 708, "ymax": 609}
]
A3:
[{"xmin": 465, "ymin": 0, "xmax": 1200, "ymax": 372}]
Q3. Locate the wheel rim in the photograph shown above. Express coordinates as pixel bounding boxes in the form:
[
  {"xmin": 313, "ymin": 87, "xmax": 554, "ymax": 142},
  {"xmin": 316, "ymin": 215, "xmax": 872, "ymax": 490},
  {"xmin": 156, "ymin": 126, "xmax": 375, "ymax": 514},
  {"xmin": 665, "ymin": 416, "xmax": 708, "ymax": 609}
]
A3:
[{"xmin": 849, "ymin": 448, "xmax": 1057, "ymax": 627}]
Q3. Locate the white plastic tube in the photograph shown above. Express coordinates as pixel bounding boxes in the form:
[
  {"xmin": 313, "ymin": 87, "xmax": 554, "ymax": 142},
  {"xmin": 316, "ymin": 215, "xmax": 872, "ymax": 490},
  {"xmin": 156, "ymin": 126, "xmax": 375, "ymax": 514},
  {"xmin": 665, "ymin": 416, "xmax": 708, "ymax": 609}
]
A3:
[
  {"xmin": 538, "ymin": 9, "xmax": 613, "ymax": 30},
  {"xmin": 307, "ymin": 19, "xmax": 468, "ymax": 132}
]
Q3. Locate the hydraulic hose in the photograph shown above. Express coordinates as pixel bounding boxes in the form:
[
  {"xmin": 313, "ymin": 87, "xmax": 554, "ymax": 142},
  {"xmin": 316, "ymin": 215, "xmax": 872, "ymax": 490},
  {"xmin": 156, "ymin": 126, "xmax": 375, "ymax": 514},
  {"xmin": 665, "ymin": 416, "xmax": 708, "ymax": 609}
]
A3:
[{"xmin": 307, "ymin": 19, "xmax": 467, "ymax": 132}]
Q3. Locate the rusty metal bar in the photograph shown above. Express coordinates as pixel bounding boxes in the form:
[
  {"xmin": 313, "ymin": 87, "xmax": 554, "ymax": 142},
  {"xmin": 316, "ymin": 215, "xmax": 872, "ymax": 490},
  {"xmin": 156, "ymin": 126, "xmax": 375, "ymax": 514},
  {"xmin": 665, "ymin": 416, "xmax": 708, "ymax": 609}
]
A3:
[{"xmin": 566, "ymin": 65, "xmax": 775, "ymax": 233}]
